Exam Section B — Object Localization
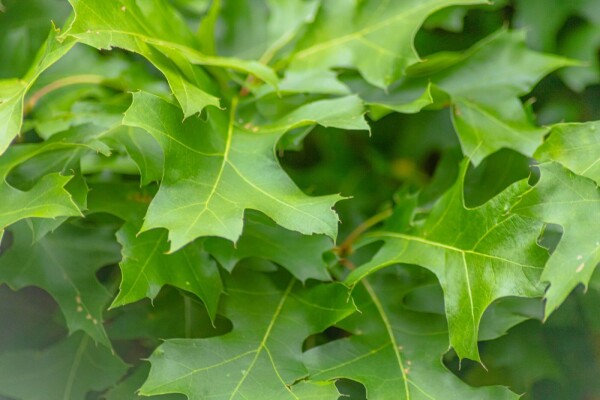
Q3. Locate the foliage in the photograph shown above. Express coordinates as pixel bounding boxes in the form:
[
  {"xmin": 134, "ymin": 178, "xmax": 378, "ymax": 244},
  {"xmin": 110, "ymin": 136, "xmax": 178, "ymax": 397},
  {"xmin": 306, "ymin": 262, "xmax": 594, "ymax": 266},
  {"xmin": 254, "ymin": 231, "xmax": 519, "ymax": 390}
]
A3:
[{"xmin": 1, "ymin": 1, "xmax": 599, "ymax": 399}]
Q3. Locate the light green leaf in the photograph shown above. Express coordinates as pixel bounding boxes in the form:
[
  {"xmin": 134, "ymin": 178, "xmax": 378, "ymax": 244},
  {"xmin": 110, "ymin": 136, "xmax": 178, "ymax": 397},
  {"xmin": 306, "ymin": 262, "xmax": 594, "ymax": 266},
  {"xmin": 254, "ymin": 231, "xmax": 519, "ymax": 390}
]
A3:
[
  {"xmin": 0, "ymin": 332, "xmax": 128, "ymax": 400},
  {"xmin": 205, "ymin": 211, "xmax": 333, "ymax": 282},
  {"xmin": 140, "ymin": 270, "xmax": 355, "ymax": 399},
  {"xmin": 383, "ymin": 30, "xmax": 574, "ymax": 164},
  {"xmin": 0, "ymin": 123, "xmax": 116, "ymax": 238},
  {"xmin": 63, "ymin": 0, "xmax": 279, "ymax": 115},
  {"xmin": 0, "ymin": 30, "xmax": 75, "ymax": 154},
  {"xmin": 0, "ymin": 222, "xmax": 121, "ymax": 347},
  {"xmin": 535, "ymin": 121, "xmax": 600, "ymax": 185},
  {"xmin": 305, "ymin": 267, "xmax": 519, "ymax": 399},
  {"xmin": 423, "ymin": 6, "xmax": 469, "ymax": 32},
  {"xmin": 345, "ymin": 77, "xmax": 450, "ymax": 120},
  {"xmin": 346, "ymin": 160, "xmax": 548, "ymax": 361},
  {"xmin": 123, "ymin": 91, "xmax": 367, "ymax": 251},
  {"xmin": 0, "ymin": 173, "xmax": 80, "ymax": 235},
  {"xmin": 288, "ymin": 0, "xmax": 486, "ymax": 88},
  {"xmin": 512, "ymin": 162, "xmax": 600, "ymax": 316}
]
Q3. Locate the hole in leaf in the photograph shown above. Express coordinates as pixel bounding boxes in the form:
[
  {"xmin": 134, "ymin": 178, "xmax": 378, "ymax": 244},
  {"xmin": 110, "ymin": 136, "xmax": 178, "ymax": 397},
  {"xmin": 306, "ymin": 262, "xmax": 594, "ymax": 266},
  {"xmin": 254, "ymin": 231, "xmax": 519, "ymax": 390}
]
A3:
[
  {"xmin": 335, "ymin": 378, "xmax": 367, "ymax": 400},
  {"xmin": 302, "ymin": 326, "xmax": 352, "ymax": 352},
  {"xmin": 0, "ymin": 229, "xmax": 14, "ymax": 255},
  {"xmin": 402, "ymin": 281, "xmax": 445, "ymax": 315},
  {"xmin": 538, "ymin": 223, "xmax": 563, "ymax": 255},
  {"xmin": 464, "ymin": 149, "xmax": 531, "ymax": 207}
]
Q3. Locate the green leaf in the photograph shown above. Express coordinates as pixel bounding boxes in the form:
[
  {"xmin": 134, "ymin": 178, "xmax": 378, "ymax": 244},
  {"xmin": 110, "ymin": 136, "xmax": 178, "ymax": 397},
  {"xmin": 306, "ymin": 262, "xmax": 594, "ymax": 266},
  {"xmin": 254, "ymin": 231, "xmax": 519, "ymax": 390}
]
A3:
[
  {"xmin": 558, "ymin": 22, "xmax": 600, "ymax": 91},
  {"xmin": 123, "ymin": 91, "xmax": 367, "ymax": 251},
  {"xmin": 535, "ymin": 121, "xmax": 600, "ymax": 185},
  {"xmin": 106, "ymin": 286, "xmax": 228, "ymax": 342},
  {"xmin": 288, "ymin": 0, "xmax": 487, "ymax": 88},
  {"xmin": 112, "ymin": 221, "xmax": 223, "ymax": 322},
  {"xmin": 514, "ymin": 0, "xmax": 600, "ymax": 52},
  {"xmin": 305, "ymin": 267, "xmax": 519, "ymax": 399},
  {"xmin": 0, "ymin": 173, "xmax": 80, "ymax": 236},
  {"xmin": 0, "ymin": 0, "xmax": 71, "ymax": 78},
  {"xmin": 63, "ymin": 0, "xmax": 280, "ymax": 115},
  {"xmin": 205, "ymin": 211, "xmax": 333, "ymax": 282},
  {"xmin": 215, "ymin": 0, "xmax": 320, "ymax": 62},
  {"xmin": 140, "ymin": 269, "xmax": 355, "ymax": 399},
  {"xmin": 107, "ymin": 126, "xmax": 164, "ymax": 185},
  {"xmin": 0, "ymin": 332, "xmax": 128, "ymax": 400},
  {"xmin": 86, "ymin": 181, "xmax": 223, "ymax": 320},
  {"xmin": 512, "ymin": 162, "xmax": 600, "ymax": 316},
  {"xmin": 380, "ymin": 30, "xmax": 575, "ymax": 164},
  {"xmin": 345, "ymin": 78, "xmax": 450, "ymax": 120},
  {"xmin": 346, "ymin": 160, "xmax": 548, "ymax": 361},
  {"xmin": 0, "ymin": 123, "xmax": 117, "ymax": 238},
  {"xmin": 0, "ymin": 222, "xmax": 121, "ymax": 347},
  {"xmin": 103, "ymin": 364, "xmax": 185, "ymax": 400},
  {"xmin": 0, "ymin": 30, "xmax": 75, "ymax": 154}
]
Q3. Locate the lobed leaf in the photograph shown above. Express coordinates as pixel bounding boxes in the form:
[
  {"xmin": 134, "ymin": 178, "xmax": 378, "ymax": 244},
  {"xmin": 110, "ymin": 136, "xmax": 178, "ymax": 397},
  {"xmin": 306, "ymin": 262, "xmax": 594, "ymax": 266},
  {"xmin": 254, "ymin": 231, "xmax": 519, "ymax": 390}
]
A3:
[
  {"xmin": 0, "ymin": 222, "xmax": 120, "ymax": 347},
  {"xmin": 346, "ymin": 160, "xmax": 548, "ymax": 361},
  {"xmin": 0, "ymin": 332, "xmax": 127, "ymax": 400},
  {"xmin": 306, "ymin": 267, "xmax": 519, "ymax": 399},
  {"xmin": 141, "ymin": 269, "xmax": 355, "ymax": 399},
  {"xmin": 512, "ymin": 162, "xmax": 600, "ymax": 316},
  {"xmin": 123, "ymin": 91, "xmax": 367, "ymax": 250}
]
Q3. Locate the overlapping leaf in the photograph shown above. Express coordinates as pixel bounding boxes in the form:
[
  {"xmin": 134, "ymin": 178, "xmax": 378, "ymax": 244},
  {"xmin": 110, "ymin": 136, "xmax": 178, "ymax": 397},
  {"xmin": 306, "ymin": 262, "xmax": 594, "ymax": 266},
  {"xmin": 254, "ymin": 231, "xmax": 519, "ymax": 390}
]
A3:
[
  {"xmin": 215, "ymin": 0, "xmax": 319, "ymax": 62},
  {"xmin": 140, "ymin": 269, "xmax": 355, "ymax": 399},
  {"xmin": 513, "ymin": 0, "xmax": 600, "ymax": 90},
  {"xmin": 512, "ymin": 162, "xmax": 600, "ymax": 316},
  {"xmin": 352, "ymin": 30, "xmax": 575, "ymax": 164},
  {"xmin": 0, "ymin": 332, "xmax": 127, "ymax": 400},
  {"xmin": 0, "ymin": 124, "xmax": 111, "ymax": 240},
  {"xmin": 0, "ymin": 222, "xmax": 120, "ymax": 347},
  {"xmin": 305, "ymin": 267, "xmax": 519, "ymax": 399},
  {"xmin": 347, "ymin": 160, "xmax": 548, "ymax": 361},
  {"xmin": 123, "ymin": 91, "xmax": 367, "ymax": 250},
  {"xmin": 87, "ymin": 182, "xmax": 223, "ymax": 319},
  {"xmin": 62, "ymin": 0, "xmax": 279, "ymax": 116},
  {"xmin": 205, "ymin": 212, "xmax": 333, "ymax": 282},
  {"xmin": 287, "ymin": 0, "xmax": 486, "ymax": 88},
  {"xmin": 535, "ymin": 121, "xmax": 600, "ymax": 185},
  {"xmin": 0, "ymin": 30, "xmax": 75, "ymax": 154}
]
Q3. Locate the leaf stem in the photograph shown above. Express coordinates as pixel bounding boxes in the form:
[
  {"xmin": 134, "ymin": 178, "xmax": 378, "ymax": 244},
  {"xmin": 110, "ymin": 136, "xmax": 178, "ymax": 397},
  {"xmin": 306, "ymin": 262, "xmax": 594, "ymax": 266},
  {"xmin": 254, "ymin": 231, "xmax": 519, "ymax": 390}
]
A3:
[
  {"xmin": 334, "ymin": 208, "xmax": 393, "ymax": 258},
  {"xmin": 24, "ymin": 74, "xmax": 105, "ymax": 115}
]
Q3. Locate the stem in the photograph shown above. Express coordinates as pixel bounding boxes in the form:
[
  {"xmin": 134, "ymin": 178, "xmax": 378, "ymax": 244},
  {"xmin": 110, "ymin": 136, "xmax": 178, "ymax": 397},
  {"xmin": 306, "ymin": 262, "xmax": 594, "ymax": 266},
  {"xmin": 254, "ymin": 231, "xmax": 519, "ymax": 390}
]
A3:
[
  {"xmin": 24, "ymin": 74, "xmax": 105, "ymax": 115},
  {"xmin": 239, "ymin": 35, "xmax": 287, "ymax": 97},
  {"xmin": 334, "ymin": 208, "xmax": 393, "ymax": 258}
]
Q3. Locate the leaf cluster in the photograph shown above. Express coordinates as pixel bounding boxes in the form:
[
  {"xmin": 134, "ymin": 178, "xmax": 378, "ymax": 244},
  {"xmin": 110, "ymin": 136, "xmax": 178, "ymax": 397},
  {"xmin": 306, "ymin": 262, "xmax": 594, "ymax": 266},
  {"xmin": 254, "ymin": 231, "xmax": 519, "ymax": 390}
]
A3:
[{"xmin": 1, "ymin": 1, "xmax": 599, "ymax": 399}]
